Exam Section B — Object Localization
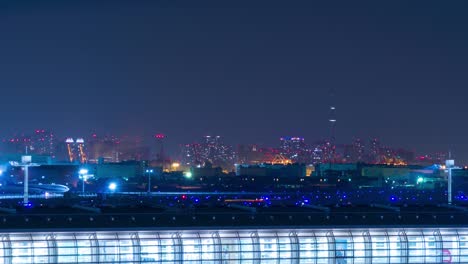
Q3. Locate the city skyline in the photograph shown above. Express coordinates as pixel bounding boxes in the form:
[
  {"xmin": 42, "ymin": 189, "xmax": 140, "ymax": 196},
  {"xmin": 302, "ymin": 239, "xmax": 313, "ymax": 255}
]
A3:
[
  {"xmin": 1, "ymin": 2, "xmax": 468, "ymax": 161},
  {"xmin": 1, "ymin": 2, "xmax": 468, "ymax": 263},
  {"xmin": 0, "ymin": 128, "xmax": 455, "ymax": 166}
]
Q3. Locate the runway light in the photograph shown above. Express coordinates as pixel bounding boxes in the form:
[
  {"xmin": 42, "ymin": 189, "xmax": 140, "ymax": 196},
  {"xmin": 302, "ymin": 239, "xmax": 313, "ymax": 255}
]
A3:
[{"xmin": 108, "ymin": 182, "xmax": 117, "ymax": 191}]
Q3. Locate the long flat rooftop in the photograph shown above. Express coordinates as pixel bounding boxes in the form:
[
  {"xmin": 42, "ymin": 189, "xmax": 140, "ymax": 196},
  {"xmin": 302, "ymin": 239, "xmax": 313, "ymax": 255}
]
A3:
[{"xmin": 0, "ymin": 203, "xmax": 467, "ymax": 230}]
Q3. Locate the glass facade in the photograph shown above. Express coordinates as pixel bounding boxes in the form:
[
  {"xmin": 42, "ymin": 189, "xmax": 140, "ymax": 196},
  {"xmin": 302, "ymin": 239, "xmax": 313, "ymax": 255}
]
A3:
[{"xmin": 0, "ymin": 227, "xmax": 466, "ymax": 263}]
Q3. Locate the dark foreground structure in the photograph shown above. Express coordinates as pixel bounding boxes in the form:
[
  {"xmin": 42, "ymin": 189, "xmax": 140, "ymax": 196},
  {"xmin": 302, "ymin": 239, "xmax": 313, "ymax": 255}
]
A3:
[{"xmin": 0, "ymin": 203, "xmax": 467, "ymax": 263}]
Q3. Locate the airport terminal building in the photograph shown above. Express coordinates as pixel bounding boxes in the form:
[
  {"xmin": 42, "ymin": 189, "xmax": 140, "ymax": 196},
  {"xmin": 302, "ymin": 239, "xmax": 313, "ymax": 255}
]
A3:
[
  {"xmin": 1, "ymin": 227, "xmax": 466, "ymax": 263},
  {"xmin": 0, "ymin": 204, "xmax": 467, "ymax": 263}
]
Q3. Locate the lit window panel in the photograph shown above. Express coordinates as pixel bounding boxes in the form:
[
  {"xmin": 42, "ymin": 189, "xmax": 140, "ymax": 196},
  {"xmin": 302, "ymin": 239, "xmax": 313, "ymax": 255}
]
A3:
[
  {"xmin": 56, "ymin": 233, "xmax": 78, "ymax": 263},
  {"xmin": 219, "ymin": 231, "xmax": 241, "ymax": 264},
  {"xmin": 200, "ymin": 234, "xmax": 216, "ymax": 264},
  {"xmin": 10, "ymin": 234, "xmax": 33, "ymax": 264},
  {"xmin": 298, "ymin": 231, "xmax": 317, "ymax": 264},
  {"xmin": 139, "ymin": 232, "xmax": 160, "ymax": 263},
  {"xmin": 440, "ymin": 229, "xmax": 459, "ymax": 263},
  {"xmin": 369, "ymin": 229, "xmax": 390, "ymax": 264}
]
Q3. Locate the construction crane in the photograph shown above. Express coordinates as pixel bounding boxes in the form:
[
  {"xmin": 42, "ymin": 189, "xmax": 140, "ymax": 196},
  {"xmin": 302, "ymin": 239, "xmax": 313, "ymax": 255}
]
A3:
[{"xmin": 271, "ymin": 154, "xmax": 292, "ymax": 165}]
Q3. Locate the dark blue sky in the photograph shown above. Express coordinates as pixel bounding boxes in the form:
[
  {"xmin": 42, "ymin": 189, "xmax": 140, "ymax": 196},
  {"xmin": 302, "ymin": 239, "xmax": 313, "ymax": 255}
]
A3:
[{"xmin": 1, "ymin": 1, "xmax": 468, "ymax": 161}]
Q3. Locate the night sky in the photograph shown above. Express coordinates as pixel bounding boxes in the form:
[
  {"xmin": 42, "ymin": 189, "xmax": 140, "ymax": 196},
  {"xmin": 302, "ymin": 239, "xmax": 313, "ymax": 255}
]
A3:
[{"xmin": 1, "ymin": 1, "xmax": 468, "ymax": 162}]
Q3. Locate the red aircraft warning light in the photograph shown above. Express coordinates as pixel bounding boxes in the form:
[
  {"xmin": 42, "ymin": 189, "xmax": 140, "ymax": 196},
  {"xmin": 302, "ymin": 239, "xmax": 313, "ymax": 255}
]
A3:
[{"xmin": 155, "ymin": 134, "xmax": 165, "ymax": 139}]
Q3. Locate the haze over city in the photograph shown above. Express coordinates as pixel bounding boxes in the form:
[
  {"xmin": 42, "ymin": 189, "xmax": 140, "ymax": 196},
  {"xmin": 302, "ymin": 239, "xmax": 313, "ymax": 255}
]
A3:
[{"xmin": 1, "ymin": 1, "xmax": 468, "ymax": 162}]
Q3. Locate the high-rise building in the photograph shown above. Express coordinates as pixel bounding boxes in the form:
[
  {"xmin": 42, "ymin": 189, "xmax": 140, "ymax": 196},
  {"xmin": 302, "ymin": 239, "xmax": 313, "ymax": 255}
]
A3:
[
  {"xmin": 369, "ymin": 138, "xmax": 381, "ymax": 163},
  {"xmin": 153, "ymin": 133, "xmax": 166, "ymax": 161},
  {"xmin": 87, "ymin": 134, "xmax": 120, "ymax": 163},
  {"xmin": 342, "ymin": 144, "xmax": 354, "ymax": 163},
  {"xmin": 279, "ymin": 137, "xmax": 309, "ymax": 163},
  {"xmin": 237, "ymin": 144, "xmax": 264, "ymax": 164},
  {"xmin": 1, "ymin": 135, "xmax": 30, "ymax": 154},
  {"xmin": 117, "ymin": 137, "xmax": 151, "ymax": 162},
  {"xmin": 343, "ymin": 138, "xmax": 365, "ymax": 163},
  {"xmin": 29, "ymin": 129, "xmax": 55, "ymax": 157},
  {"xmin": 64, "ymin": 137, "xmax": 87, "ymax": 163},
  {"xmin": 311, "ymin": 145, "xmax": 324, "ymax": 164},
  {"xmin": 353, "ymin": 138, "xmax": 365, "ymax": 162},
  {"xmin": 1, "ymin": 130, "xmax": 55, "ymax": 157},
  {"xmin": 182, "ymin": 136, "xmax": 235, "ymax": 169},
  {"xmin": 317, "ymin": 140, "xmax": 335, "ymax": 164},
  {"xmin": 182, "ymin": 143, "xmax": 204, "ymax": 167}
]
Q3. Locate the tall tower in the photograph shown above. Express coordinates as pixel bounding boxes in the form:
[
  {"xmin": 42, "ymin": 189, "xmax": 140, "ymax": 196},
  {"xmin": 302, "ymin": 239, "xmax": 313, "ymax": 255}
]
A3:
[
  {"xmin": 328, "ymin": 89, "xmax": 337, "ymax": 162},
  {"xmin": 328, "ymin": 90, "xmax": 337, "ymax": 142}
]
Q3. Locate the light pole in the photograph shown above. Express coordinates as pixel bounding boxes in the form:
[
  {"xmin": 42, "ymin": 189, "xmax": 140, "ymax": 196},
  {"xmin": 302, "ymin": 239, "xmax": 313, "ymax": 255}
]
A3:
[
  {"xmin": 9, "ymin": 156, "xmax": 39, "ymax": 206},
  {"xmin": 79, "ymin": 168, "xmax": 93, "ymax": 194},
  {"xmin": 146, "ymin": 169, "xmax": 153, "ymax": 193},
  {"xmin": 446, "ymin": 159, "xmax": 455, "ymax": 205}
]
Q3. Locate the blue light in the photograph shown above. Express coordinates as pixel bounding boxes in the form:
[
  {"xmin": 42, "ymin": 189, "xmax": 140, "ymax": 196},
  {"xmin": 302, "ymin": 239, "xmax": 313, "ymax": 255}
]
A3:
[{"xmin": 108, "ymin": 182, "xmax": 117, "ymax": 191}]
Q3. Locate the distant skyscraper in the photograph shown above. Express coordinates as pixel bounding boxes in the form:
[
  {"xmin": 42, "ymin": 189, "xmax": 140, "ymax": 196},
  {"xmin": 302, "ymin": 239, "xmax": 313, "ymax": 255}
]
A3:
[
  {"xmin": 65, "ymin": 138, "xmax": 76, "ymax": 162},
  {"xmin": 117, "ymin": 137, "xmax": 150, "ymax": 162},
  {"xmin": 182, "ymin": 136, "xmax": 235, "ymax": 169},
  {"xmin": 237, "ymin": 144, "xmax": 264, "ymax": 164},
  {"xmin": 0, "ymin": 130, "xmax": 55, "ymax": 157},
  {"xmin": 204, "ymin": 135, "xmax": 221, "ymax": 146},
  {"xmin": 369, "ymin": 138, "xmax": 381, "ymax": 163},
  {"xmin": 29, "ymin": 129, "xmax": 55, "ymax": 157},
  {"xmin": 64, "ymin": 137, "xmax": 87, "ymax": 163},
  {"xmin": 2, "ymin": 135, "xmax": 29, "ymax": 154},
  {"xmin": 279, "ymin": 137, "xmax": 309, "ymax": 163},
  {"xmin": 154, "ymin": 133, "xmax": 165, "ymax": 161},
  {"xmin": 87, "ymin": 134, "xmax": 120, "ymax": 163},
  {"xmin": 352, "ymin": 138, "xmax": 365, "ymax": 162},
  {"xmin": 182, "ymin": 143, "xmax": 204, "ymax": 167},
  {"xmin": 311, "ymin": 144, "xmax": 324, "ymax": 164}
]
